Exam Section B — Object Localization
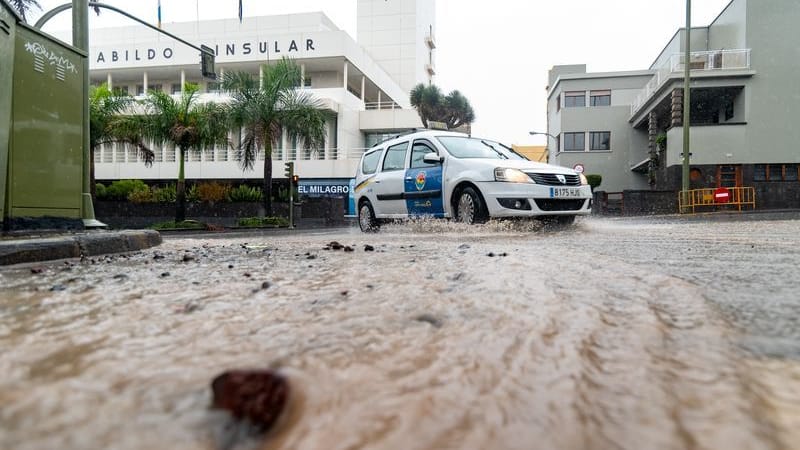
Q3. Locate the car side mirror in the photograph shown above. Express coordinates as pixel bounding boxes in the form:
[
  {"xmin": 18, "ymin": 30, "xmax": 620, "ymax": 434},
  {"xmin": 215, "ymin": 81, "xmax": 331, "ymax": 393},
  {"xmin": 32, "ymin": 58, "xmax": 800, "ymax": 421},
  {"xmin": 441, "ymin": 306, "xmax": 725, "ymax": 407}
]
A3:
[{"xmin": 423, "ymin": 152, "xmax": 443, "ymax": 164}]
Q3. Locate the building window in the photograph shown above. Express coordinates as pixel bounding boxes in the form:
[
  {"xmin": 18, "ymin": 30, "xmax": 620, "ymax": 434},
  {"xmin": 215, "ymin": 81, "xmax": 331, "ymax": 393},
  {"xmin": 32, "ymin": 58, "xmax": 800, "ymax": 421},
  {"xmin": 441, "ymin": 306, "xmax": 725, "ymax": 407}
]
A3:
[
  {"xmin": 785, "ymin": 164, "xmax": 799, "ymax": 181},
  {"xmin": 171, "ymin": 83, "xmax": 182, "ymax": 94},
  {"xmin": 563, "ymin": 132, "xmax": 585, "ymax": 152},
  {"xmin": 136, "ymin": 84, "xmax": 144, "ymax": 95},
  {"xmin": 754, "ymin": 165, "xmax": 767, "ymax": 181},
  {"xmin": 304, "ymin": 77, "xmax": 312, "ymax": 87},
  {"xmin": 556, "ymin": 94, "xmax": 561, "ymax": 112},
  {"xmin": 112, "ymin": 85, "xmax": 129, "ymax": 96},
  {"xmin": 589, "ymin": 131, "xmax": 611, "ymax": 151},
  {"xmin": 149, "ymin": 84, "xmax": 162, "ymax": 93},
  {"xmin": 758, "ymin": 164, "xmax": 799, "ymax": 182},
  {"xmin": 590, "ymin": 90, "xmax": 611, "ymax": 106},
  {"xmin": 564, "ymin": 91, "xmax": 585, "ymax": 107}
]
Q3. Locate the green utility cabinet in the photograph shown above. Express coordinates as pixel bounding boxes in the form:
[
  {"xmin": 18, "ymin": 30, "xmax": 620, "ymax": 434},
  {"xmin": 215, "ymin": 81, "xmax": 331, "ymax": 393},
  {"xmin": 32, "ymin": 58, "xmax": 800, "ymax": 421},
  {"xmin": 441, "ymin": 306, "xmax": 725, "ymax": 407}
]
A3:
[{"xmin": 1, "ymin": 0, "xmax": 85, "ymax": 227}]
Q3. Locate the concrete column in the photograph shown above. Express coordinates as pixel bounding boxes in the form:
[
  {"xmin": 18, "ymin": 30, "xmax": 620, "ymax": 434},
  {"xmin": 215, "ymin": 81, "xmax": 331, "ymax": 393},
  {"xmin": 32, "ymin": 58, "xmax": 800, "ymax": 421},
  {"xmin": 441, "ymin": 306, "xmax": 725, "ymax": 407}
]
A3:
[
  {"xmin": 143, "ymin": 72, "xmax": 148, "ymax": 94},
  {"xmin": 180, "ymin": 69, "xmax": 186, "ymax": 93},
  {"xmin": 361, "ymin": 76, "xmax": 365, "ymax": 102},
  {"xmin": 300, "ymin": 64, "xmax": 305, "ymax": 90},
  {"xmin": 343, "ymin": 61, "xmax": 348, "ymax": 90},
  {"xmin": 107, "ymin": 73, "xmax": 112, "ymax": 89}
]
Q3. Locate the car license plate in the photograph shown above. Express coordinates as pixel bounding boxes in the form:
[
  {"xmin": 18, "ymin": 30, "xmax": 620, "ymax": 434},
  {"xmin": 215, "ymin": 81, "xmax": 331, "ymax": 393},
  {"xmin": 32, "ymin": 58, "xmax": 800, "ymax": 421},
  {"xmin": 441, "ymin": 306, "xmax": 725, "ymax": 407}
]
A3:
[{"xmin": 550, "ymin": 187, "xmax": 581, "ymax": 198}]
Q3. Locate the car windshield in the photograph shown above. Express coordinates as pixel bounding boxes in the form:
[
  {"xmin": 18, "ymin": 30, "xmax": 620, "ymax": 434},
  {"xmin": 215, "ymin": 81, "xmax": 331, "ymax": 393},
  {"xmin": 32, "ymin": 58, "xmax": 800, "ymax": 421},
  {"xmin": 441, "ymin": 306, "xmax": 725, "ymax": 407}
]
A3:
[{"xmin": 436, "ymin": 136, "xmax": 521, "ymax": 159}]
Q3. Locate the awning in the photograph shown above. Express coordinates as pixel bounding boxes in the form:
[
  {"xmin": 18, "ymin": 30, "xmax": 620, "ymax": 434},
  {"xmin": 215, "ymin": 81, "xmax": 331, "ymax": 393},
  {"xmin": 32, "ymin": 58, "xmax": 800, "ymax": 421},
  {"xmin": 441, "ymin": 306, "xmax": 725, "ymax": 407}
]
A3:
[{"xmin": 630, "ymin": 157, "xmax": 650, "ymax": 173}]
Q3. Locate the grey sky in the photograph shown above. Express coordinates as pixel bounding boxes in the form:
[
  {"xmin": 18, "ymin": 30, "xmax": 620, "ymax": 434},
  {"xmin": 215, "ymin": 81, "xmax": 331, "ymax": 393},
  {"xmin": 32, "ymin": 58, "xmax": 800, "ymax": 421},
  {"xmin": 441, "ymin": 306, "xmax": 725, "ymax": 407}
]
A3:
[{"xmin": 32, "ymin": 0, "xmax": 732, "ymax": 146}]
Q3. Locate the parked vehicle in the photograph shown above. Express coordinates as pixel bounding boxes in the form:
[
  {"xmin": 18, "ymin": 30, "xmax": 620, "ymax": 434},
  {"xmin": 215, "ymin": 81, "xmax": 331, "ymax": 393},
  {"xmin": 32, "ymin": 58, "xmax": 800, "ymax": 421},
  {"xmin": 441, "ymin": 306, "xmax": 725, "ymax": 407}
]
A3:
[{"xmin": 353, "ymin": 130, "xmax": 592, "ymax": 232}]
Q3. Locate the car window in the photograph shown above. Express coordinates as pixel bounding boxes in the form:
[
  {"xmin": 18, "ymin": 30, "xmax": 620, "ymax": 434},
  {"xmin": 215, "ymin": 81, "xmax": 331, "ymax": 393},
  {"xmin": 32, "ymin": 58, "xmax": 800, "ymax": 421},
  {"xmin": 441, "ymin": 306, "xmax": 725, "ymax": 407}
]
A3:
[
  {"xmin": 382, "ymin": 142, "xmax": 408, "ymax": 172},
  {"xmin": 436, "ymin": 136, "xmax": 508, "ymax": 159},
  {"xmin": 361, "ymin": 149, "xmax": 382, "ymax": 175},
  {"xmin": 410, "ymin": 139, "xmax": 439, "ymax": 169}
]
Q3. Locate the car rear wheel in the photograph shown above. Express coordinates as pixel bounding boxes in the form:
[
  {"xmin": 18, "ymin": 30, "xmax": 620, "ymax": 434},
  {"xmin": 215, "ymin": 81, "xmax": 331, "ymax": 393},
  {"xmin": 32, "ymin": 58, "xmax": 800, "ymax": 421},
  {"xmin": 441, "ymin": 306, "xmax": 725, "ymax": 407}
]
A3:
[
  {"xmin": 455, "ymin": 187, "xmax": 488, "ymax": 224},
  {"xmin": 358, "ymin": 201, "xmax": 380, "ymax": 232}
]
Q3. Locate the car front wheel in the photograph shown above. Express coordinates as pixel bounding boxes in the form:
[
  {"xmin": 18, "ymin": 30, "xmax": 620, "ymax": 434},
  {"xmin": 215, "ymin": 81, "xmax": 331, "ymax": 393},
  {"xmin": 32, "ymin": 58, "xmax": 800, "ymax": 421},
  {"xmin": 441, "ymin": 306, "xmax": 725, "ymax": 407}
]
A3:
[
  {"xmin": 358, "ymin": 201, "xmax": 380, "ymax": 232},
  {"xmin": 455, "ymin": 187, "xmax": 488, "ymax": 224}
]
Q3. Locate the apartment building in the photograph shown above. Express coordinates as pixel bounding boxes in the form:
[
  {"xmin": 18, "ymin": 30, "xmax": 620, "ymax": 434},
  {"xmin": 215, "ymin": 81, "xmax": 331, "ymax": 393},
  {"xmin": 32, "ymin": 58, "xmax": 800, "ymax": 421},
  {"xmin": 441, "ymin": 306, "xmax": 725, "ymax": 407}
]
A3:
[{"xmin": 547, "ymin": 0, "xmax": 800, "ymax": 208}]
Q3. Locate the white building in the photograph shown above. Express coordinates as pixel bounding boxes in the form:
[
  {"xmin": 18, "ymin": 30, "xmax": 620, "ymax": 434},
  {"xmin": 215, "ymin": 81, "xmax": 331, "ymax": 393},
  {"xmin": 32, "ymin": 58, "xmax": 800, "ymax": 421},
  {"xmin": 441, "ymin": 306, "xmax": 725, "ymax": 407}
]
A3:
[{"xmin": 63, "ymin": 0, "xmax": 437, "ymax": 188}]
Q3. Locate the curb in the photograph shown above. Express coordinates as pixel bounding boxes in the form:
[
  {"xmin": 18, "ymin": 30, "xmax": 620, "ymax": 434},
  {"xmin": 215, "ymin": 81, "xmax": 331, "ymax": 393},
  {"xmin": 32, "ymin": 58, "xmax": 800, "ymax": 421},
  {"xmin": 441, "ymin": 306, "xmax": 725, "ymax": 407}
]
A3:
[{"xmin": 0, "ymin": 230, "xmax": 162, "ymax": 266}]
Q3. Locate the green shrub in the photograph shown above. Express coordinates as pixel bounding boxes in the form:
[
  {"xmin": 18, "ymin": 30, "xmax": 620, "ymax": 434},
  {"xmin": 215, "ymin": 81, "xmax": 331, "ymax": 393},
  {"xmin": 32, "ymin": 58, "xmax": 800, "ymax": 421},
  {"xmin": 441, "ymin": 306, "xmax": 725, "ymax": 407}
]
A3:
[
  {"xmin": 237, "ymin": 216, "xmax": 289, "ymax": 227},
  {"xmin": 128, "ymin": 187, "xmax": 154, "ymax": 203},
  {"xmin": 95, "ymin": 183, "xmax": 107, "ymax": 199},
  {"xmin": 150, "ymin": 220, "xmax": 207, "ymax": 230},
  {"xmin": 152, "ymin": 184, "xmax": 177, "ymax": 203},
  {"xmin": 100, "ymin": 179, "xmax": 149, "ymax": 201},
  {"xmin": 186, "ymin": 184, "xmax": 200, "ymax": 202},
  {"xmin": 228, "ymin": 184, "xmax": 263, "ymax": 202},
  {"xmin": 196, "ymin": 181, "xmax": 231, "ymax": 202},
  {"xmin": 585, "ymin": 174, "xmax": 602, "ymax": 190}
]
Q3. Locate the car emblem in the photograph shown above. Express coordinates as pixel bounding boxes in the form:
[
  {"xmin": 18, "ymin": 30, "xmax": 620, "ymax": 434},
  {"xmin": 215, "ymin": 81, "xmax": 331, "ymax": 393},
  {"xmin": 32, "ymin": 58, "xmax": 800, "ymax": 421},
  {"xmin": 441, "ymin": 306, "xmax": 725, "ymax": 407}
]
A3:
[
  {"xmin": 556, "ymin": 174, "xmax": 566, "ymax": 184},
  {"xmin": 415, "ymin": 171, "xmax": 426, "ymax": 191}
]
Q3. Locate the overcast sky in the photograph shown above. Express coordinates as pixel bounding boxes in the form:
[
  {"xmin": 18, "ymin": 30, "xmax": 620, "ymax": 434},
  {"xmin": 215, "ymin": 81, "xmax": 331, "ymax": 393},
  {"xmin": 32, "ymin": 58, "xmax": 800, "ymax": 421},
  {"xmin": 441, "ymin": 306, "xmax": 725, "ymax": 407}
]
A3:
[{"xmin": 32, "ymin": 0, "xmax": 732, "ymax": 145}]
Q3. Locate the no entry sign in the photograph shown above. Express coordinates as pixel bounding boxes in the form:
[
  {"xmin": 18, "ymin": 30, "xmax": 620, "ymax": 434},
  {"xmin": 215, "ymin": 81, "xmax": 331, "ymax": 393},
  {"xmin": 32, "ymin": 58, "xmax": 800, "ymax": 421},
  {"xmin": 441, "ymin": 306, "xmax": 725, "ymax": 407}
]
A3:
[{"xmin": 714, "ymin": 187, "xmax": 731, "ymax": 203}]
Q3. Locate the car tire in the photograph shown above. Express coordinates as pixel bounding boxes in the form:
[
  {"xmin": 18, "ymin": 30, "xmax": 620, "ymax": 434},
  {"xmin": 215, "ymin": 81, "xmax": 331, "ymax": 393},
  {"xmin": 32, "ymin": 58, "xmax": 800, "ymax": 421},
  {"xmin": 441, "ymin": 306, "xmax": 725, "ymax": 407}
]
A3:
[
  {"xmin": 556, "ymin": 215, "xmax": 576, "ymax": 225},
  {"xmin": 358, "ymin": 201, "xmax": 380, "ymax": 232},
  {"xmin": 455, "ymin": 186, "xmax": 489, "ymax": 224}
]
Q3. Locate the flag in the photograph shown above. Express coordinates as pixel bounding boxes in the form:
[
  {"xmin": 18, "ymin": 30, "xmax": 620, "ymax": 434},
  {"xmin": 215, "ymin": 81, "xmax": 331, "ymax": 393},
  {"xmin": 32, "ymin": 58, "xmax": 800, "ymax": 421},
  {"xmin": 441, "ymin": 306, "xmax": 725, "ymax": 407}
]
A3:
[
  {"xmin": 157, "ymin": 0, "xmax": 162, "ymax": 28},
  {"xmin": 238, "ymin": 0, "xmax": 243, "ymax": 23}
]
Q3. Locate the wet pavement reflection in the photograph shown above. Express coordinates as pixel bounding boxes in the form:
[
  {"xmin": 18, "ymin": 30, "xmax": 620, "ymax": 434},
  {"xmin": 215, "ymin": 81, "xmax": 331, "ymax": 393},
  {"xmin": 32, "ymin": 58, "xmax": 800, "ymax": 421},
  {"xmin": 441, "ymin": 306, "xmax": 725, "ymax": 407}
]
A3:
[{"xmin": 1, "ymin": 217, "xmax": 799, "ymax": 450}]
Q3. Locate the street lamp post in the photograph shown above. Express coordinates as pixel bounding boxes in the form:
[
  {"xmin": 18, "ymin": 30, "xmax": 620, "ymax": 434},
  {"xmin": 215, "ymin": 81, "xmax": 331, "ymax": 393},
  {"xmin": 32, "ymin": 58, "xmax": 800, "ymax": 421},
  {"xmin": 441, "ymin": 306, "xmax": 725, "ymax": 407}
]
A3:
[
  {"xmin": 529, "ymin": 131, "xmax": 557, "ymax": 162},
  {"xmin": 681, "ymin": 0, "xmax": 692, "ymax": 211}
]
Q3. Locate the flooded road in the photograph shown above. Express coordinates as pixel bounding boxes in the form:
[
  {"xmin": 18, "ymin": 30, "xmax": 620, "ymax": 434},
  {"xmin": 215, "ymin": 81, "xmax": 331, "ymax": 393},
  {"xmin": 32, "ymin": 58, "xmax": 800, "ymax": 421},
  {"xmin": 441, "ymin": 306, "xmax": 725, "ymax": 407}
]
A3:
[{"xmin": 1, "ymin": 217, "xmax": 799, "ymax": 450}]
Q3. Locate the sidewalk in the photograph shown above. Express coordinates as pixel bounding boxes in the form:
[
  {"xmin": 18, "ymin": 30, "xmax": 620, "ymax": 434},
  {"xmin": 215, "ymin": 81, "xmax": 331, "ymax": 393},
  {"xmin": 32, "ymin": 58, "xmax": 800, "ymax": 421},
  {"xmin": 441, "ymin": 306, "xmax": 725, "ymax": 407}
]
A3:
[{"xmin": 0, "ymin": 230, "xmax": 162, "ymax": 266}]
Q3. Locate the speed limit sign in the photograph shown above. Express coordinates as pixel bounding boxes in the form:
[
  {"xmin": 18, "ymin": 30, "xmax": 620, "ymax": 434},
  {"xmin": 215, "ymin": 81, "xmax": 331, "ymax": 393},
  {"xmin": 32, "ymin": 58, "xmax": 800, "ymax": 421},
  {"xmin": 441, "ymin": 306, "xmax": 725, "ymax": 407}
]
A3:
[{"xmin": 573, "ymin": 164, "xmax": 585, "ymax": 173}]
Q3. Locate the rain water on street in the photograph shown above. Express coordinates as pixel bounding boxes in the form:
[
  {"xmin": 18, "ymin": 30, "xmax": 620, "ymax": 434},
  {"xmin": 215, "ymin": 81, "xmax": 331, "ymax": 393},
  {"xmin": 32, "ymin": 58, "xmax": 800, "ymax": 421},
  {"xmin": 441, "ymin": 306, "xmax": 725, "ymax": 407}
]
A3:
[{"xmin": 1, "ymin": 217, "xmax": 799, "ymax": 450}]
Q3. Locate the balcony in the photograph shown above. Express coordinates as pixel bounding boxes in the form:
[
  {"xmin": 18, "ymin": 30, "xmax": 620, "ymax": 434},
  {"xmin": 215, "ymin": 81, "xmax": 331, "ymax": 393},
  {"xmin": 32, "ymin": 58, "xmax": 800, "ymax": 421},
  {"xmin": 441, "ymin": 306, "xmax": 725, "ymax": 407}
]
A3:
[{"xmin": 630, "ymin": 49, "xmax": 751, "ymax": 117}]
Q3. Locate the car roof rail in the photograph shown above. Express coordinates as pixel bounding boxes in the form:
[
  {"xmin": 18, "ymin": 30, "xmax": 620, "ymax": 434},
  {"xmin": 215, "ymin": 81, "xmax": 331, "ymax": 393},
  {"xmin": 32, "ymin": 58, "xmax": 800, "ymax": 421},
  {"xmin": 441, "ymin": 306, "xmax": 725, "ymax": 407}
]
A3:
[{"xmin": 369, "ymin": 128, "xmax": 425, "ymax": 149}]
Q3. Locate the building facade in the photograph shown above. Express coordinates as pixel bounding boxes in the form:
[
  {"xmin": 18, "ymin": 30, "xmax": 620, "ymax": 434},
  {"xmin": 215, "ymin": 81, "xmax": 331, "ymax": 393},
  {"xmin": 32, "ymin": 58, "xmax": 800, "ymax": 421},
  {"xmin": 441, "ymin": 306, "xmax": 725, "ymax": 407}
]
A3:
[
  {"xmin": 54, "ymin": 0, "xmax": 436, "ymax": 192},
  {"xmin": 548, "ymin": 0, "xmax": 800, "ymax": 208}
]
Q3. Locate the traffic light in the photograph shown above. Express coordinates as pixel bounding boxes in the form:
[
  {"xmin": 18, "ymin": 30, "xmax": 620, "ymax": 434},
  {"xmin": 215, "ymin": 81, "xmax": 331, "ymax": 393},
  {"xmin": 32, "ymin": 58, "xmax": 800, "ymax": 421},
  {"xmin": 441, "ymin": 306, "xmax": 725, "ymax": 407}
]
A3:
[
  {"xmin": 284, "ymin": 162, "xmax": 294, "ymax": 179},
  {"xmin": 292, "ymin": 174, "xmax": 299, "ymax": 184},
  {"xmin": 200, "ymin": 45, "xmax": 216, "ymax": 80}
]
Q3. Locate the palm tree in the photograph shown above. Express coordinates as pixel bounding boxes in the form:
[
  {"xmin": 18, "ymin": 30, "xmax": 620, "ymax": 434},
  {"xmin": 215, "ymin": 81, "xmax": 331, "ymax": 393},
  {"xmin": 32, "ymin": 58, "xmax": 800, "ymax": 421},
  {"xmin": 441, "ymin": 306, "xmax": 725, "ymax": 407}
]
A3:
[
  {"xmin": 9, "ymin": 0, "xmax": 40, "ymax": 22},
  {"xmin": 137, "ymin": 83, "xmax": 229, "ymax": 222},
  {"xmin": 410, "ymin": 83, "xmax": 475, "ymax": 130},
  {"xmin": 10, "ymin": 0, "xmax": 99, "ymax": 23},
  {"xmin": 89, "ymin": 84, "xmax": 153, "ymax": 198},
  {"xmin": 221, "ymin": 57, "xmax": 331, "ymax": 216}
]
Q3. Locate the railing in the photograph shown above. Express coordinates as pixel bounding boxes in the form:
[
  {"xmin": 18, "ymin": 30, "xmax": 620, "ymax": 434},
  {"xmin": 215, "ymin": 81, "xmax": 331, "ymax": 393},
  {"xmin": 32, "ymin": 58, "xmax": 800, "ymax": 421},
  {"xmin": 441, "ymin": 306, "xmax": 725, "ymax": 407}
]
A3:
[
  {"xmin": 631, "ymin": 48, "xmax": 751, "ymax": 116},
  {"xmin": 364, "ymin": 101, "xmax": 401, "ymax": 110},
  {"xmin": 95, "ymin": 143, "xmax": 371, "ymax": 164},
  {"xmin": 678, "ymin": 186, "xmax": 756, "ymax": 214}
]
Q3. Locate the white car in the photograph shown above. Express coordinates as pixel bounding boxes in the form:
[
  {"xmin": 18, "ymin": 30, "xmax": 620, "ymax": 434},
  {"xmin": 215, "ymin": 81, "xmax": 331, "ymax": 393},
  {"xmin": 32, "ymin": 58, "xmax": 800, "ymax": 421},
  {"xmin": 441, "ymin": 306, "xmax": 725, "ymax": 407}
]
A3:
[{"xmin": 353, "ymin": 130, "xmax": 592, "ymax": 232}]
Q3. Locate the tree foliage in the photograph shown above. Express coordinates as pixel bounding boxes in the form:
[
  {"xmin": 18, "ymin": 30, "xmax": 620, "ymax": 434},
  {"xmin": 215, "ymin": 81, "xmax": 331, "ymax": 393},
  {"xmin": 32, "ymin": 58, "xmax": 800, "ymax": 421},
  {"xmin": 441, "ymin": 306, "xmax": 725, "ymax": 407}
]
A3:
[
  {"xmin": 409, "ymin": 83, "xmax": 475, "ymax": 129},
  {"xmin": 135, "ymin": 83, "xmax": 230, "ymax": 222},
  {"xmin": 222, "ymin": 57, "xmax": 332, "ymax": 215},
  {"xmin": 9, "ymin": 0, "xmax": 40, "ymax": 22}
]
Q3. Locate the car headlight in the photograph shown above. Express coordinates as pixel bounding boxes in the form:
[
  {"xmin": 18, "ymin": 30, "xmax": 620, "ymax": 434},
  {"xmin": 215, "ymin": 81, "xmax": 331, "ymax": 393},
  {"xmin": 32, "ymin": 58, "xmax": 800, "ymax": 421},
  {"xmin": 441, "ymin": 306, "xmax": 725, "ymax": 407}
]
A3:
[
  {"xmin": 494, "ymin": 168, "xmax": 533, "ymax": 183},
  {"xmin": 579, "ymin": 173, "xmax": 588, "ymax": 185}
]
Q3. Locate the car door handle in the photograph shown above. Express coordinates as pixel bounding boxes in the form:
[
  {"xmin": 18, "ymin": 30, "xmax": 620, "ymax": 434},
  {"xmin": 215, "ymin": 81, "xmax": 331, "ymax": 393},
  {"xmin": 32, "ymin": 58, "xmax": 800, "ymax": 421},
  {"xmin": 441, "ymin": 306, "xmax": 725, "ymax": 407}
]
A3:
[{"xmin": 405, "ymin": 177, "xmax": 413, "ymax": 181}]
